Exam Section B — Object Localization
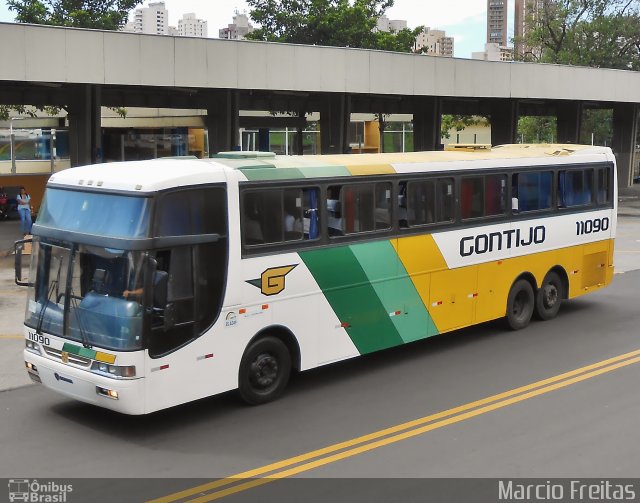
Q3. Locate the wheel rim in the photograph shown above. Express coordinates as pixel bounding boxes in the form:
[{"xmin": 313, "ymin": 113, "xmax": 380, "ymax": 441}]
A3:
[
  {"xmin": 542, "ymin": 283, "xmax": 558, "ymax": 309},
  {"xmin": 513, "ymin": 290, "xmax": 528, "ymax": 320},
  {"xmin": 249, "ymin": 352, "xmax": 279, "ymax": 390}
]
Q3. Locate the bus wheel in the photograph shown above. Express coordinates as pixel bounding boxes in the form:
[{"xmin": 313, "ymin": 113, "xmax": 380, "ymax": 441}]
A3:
[
  {"xmin": 238, "ymin": 336, "xmax": 291, "ymax": 405},
  {"xmin": 506, "ymin": 279, "xmax": 534, "ymax": 330},
  {"xmin": 535, "ymin": 271, "xmax": 563, "ymax": 321}
]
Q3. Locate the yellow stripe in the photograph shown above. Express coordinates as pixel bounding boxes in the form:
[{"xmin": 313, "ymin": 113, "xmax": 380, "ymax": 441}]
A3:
[
  {"xmin": 186, "ymin": 355, "xmax": 640, "ymax": 503},
  {"xmin": 149, "ymin": 348, "xmax": 640, "ymax": 503},
  {"xmin": 95, "ymin": 352, "xmax": 116, "ymax": 364}
]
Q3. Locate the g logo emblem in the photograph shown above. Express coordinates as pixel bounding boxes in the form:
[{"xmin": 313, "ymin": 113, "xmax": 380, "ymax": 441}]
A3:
[{"xmin": 247, "ymin": 265, "xmax": 297, "ymax": 296}]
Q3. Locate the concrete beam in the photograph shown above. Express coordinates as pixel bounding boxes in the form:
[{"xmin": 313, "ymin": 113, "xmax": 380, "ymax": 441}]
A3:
[
  {"xmin": 489, "ymin": 99, "xmax": 518, "ymax": 146},
  {"xmin": 413, "ymin": 97, "xmax": 442, "ymax": 151},
  {"xmin": 67, "ymin": 84, "xmax": 101, "ymax": 167},
  {"xmin": 205, "ymin": 90, "xmax": 239, "ymax": 154},
  {"xmin": 612, "ymin": 103, "xmax": 638, "ymax": 187},
  {"xmin": 555, "ymin": 101, "xmax": 582, "ymax": 144},
  {"xmin": 319, "ymin": 94, "xmax": 350, "ymax": 154}
]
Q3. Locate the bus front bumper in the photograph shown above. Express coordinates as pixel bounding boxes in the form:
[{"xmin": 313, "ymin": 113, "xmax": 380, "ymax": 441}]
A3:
[{"xmin": 24, "ymin": 350, "xmax": 146, "ymax": 415}]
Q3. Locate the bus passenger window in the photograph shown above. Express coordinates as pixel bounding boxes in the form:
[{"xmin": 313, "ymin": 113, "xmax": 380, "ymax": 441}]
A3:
[
  {"xmin": 558, "ymin": 169, "xmax": 593, "ymax": 207},
  {"xmin": 485, "ymin": 174, "xmax": 506, "ymax": 216},
  {"xmin": 461, "ymin": 177, "xmax": 483, "ymax": 219},
  {"xmin": 597, "ymin": 167, "xmax": 611, "ymax": 205},
  {"xmin": 327, "ymin": 183, "xmax": 389, "ymax": 236},
  {"xmin": 513, "ymin": 171, "xmax": 552, "ymax": 212},
  {"xmin": 436, "ymin": 178, "xmax": 454, "ymax": 222},
  {"xmin": 406, "ymin": 180, "xmax": 435, "ymax": 226}
]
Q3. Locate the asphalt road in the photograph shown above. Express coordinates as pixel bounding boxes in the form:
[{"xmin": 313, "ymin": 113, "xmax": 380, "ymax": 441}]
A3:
[{"xmin": 1, "ymin": 269, "xmax": 640, "ymax": 502}]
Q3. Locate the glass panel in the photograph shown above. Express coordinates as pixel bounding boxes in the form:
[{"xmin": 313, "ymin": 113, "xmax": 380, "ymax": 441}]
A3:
[
  {"xmin": 484, "ymin": 174, "xmax": 507, "ymax": 216},
  {"xmin": 338, "ymin": 184, "xmax": 375, "ymax": 234},
  {"xmin": 436, "ymin": 178, "xmax": 454, "ymax": 222},
  {"xmin": 156, "ymin": 187, "xmax": 226, "ymax": 236},
  {"xmin": 597, "ymin": 168, "xmax": 611, "ymax": 204},
  {"xmin": 559, "ymin": 170, "xmax": 594, "ymax": 207},
  {"xmin": 515, "ymin": 171, "xmax": 552, "ymax": 212},
  {"xmin": 375, "ymin": 183, "xmax": 392, "ymax": 230},
  {"xmin": 461, "ymin": 177, "xmax": 483, "ymax": 219},
  {"xmin": 407, "ymin": 180, "xmax": 435, "ymax": 226},
  {"xmin": 284, "ymin": 188, "xmax": 304, "ymax": 241},
  {"xmin": 37, "ymin": 189, "xmax": 151, "ymax": 238}
]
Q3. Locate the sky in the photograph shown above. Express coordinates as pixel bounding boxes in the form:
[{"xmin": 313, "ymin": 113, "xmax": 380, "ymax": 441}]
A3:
[{"xmin": 0, "ymin": 0, "xmax": 515, "ymax": 59}]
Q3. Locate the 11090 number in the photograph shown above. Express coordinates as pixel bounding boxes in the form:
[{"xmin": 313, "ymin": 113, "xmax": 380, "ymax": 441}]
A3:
[{"xmin": 576, "ymin": 217, "xmax": 609, "ymax": 236}]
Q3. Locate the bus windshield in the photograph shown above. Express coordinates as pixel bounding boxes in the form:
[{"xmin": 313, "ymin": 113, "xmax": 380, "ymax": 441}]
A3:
[
  {"xmin": 37, "ymin": 188, "xmax": 151, "ymax": 238},
  {"xmin": 26, "ymin": 240, "xmax": 147, "ymax": 351}
]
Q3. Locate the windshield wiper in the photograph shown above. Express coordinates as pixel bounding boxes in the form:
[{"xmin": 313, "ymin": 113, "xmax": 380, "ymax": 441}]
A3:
[
  {"xmin": 36, "ymin": 279, "xmax": 57, "ymax": 335},
  {"xmin": 70, "ymin": 288, "xmax": 91, "ymax": 349}
]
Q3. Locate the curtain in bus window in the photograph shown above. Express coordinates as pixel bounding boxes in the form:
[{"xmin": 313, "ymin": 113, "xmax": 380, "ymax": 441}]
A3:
[
  {"xmin": 517, "ymin": 172, "xmax": 552, "ymax": 212},
  {"xmin": 307, "ymin": 188, "xmax": 319, "ymax": 239},
  {"xmin": 484, "ymin": 175, "xmax": 506, "ymax": 216},
  {"xmin": 559, "ymin": 170, "xmax": 593, "ymax": 207},
  {"xmin": 461, "ymin": 177, "xmax": 483, "ymax": 219},
  {"xmin": 407, "ymin": 180, "xmax": 435, "ymax": 226}
]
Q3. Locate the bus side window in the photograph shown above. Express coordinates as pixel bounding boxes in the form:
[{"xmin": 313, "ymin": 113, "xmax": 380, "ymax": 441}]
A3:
[
  {"xmin": 558, "ymin": 169, "xmax": 593, "ymax": 207},
  {"xmin": 461, "ymin": 177, "xmax": 483, "ymax": 219},
  {"xmin": 485, "ymin": 174, "xmax": 506, "ymax": 216},
  {"xmin": 597, "ymin": 167, "xmax": 611, "ymax": 205},
  {"xmin": 436, "ymin": 178, "xmax": 454, "ymax": 222}
]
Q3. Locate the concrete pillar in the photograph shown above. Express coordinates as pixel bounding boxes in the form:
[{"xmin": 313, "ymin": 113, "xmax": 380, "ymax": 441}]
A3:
[
  {"xmin": 412, "ymin": 96, "xmax": 441, "ymax": 151},
  {"xmin": 68, "ymin": 84, "xmax": 101, "ymax": 167},
  {"xmin": 555, "ymin": 101, "xmax": 582, "ymax": 144},
  {"xmin": 319, "ymin": 94, "xmax": 350, "ymax": 154},
  {"xmin": 612, "ymin": 103, "xmax": 638, "ymax": 188},
  {"xmin": 488, "ymin": 99, "xmax": 518, "ymax": 146},
  {"xmin": 206, "ymin": 90, "xmax": 240, "ymax": 154}
]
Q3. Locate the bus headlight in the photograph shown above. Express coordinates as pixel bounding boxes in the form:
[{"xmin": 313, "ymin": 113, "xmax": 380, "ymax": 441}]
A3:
[
  {"xmin": 25, "ymin": 340, "xmax": 40, "ymax": 354},
  {"xmin": 91, "ymin": 362, "xmax": 136, "ymax": 378},
  {"xmin": 96, "ymin": 386, "xmax": 119, "ymax": 400}
]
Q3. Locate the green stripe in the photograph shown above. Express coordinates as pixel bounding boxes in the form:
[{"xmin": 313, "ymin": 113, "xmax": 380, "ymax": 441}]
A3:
[
  {"xmin": 298, "ymin": 165, "xmax": 351, "ymax": 178},
  {"xmin": 300, "ymin": 246, "xmax": 404, "ymax": 354},
  {"xmin": 350, "ymin": 241, "xmax": 438, "ymax": 343},
  {"xmin": 62, "ymin": 342, "xmax": 97, "ymax": 360},
  {"xmin": 240, "ymin": 167, "xmax": 304, "ymax": 180}
]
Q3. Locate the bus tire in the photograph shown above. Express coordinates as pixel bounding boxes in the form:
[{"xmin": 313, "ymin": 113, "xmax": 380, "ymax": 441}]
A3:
[
  {"xmin": 238, "ymin": 336, "xmax": 291, "ymax": 405},
  {"xmin": 535, "ymin": 271, "xmax": 563, "ymax": 321},
  {"xmin": 506, "ymin": 279, "xmax": 534, "ymax": 330}
]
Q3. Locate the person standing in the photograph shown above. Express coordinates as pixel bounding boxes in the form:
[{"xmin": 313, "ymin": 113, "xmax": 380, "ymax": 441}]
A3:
[{"xmin": 16, "ymin": 186, "xmax": 32, "ymax": 236}]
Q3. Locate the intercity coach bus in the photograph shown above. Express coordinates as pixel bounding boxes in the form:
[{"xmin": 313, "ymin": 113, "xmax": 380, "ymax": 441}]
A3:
[{"xmin": 16, "ymin": 144, "xmax": 617, "ymax": 414}]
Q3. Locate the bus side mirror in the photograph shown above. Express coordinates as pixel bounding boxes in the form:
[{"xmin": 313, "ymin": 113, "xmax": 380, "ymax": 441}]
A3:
[{"xmin": 14, "ymin": 238, "xmax": 32, "ymax": 287}]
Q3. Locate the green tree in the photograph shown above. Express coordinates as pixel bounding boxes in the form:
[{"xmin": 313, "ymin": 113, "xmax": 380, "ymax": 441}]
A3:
[
  {"xmin": 6, "ymin": 0, "xmax": 141, "ymax": 30},
  {"xmin": 517, "ymin": 116, "xmax": 557, "ymax": 143},
  {"xmin": 1, "ymin": 0, "xmax": 139, "ymax": 120},
  {"xmin": 245, "ymin": 0, "xmax": 422, "ymax": 52},
  {"xmin": 517, "ymin": 0, "xmax": 640, "ymax": 70}
]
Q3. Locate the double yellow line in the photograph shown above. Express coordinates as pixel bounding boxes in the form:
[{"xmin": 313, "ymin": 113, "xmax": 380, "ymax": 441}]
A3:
[{"xmin": 150, "ymin": 348, "xmax": 640, "ymax": 503}]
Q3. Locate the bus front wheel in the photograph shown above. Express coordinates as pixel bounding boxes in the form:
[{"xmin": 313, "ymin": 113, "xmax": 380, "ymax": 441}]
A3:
[
  {"xmin": 535, "ymin": 271, "xmax": 563, "ymax": 321},
  {"xmin": 238, "ymin": 336, "xmax": 291, "ymax": 405},
  {"xmin": 506, "ymin": 279, "xmax": 534, "ymax": 330}
]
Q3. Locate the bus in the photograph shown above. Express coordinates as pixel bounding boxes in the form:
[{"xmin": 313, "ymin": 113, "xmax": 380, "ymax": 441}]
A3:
[{"xmin": 16, "ymin": 144, "xmax": 617, "ymax": 415}]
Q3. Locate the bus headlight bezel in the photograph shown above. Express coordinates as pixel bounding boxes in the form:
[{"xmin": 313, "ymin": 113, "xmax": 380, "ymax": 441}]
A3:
[{"xmin": 90, "ymin": 362, "xmax": 136, "ymax": 379}]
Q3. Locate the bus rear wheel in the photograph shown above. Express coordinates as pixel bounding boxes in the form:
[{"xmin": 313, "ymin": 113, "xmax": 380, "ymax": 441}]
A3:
[
  {"xmin": 506, "ymin": 279, "xmax": 534, "ymax": 330},
  {"xmin": 238, "ymin": 336, "xmax": 291, "ymax": 405},
  {"xmin": 535, "ymin": 271, "xmax": 563, "ymax": 321}
]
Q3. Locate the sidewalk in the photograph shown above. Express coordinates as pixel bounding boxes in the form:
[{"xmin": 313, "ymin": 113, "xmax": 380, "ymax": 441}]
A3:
[{"xmin": 0, "ymin": 219, "xmax": 23, "ymax": 257}]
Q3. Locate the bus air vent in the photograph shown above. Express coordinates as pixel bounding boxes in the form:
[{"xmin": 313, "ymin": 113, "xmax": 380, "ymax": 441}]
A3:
[{"xmin": 444, "ymin": 144, "xmax": 491, "ymax": 152}]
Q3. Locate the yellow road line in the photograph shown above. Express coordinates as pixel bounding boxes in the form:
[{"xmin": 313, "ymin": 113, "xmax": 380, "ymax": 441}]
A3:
[{"xmin": 150, "ymin": 348, "xmax": 640, "ymax": 503}]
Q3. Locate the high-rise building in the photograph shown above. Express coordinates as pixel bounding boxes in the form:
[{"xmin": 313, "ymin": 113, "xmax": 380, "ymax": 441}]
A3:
[
  {"xmin": 130, "ymin": 1, "xmax": 169, "ymax": 35},
  {"xmin": 472, "ymin": 42, "xmax": 513, "ymax": 61},
  {"xmin": 219, "ymin": 12, "xmax": 254, "ymax": 40},
  {"xmin": 514, "ymin": 0, "xmax": 544, "ymax": 57},
  {"xmin": 487, "ymin": 0, "xmax": 508, "ymax": 46},
  {"xmin": 376, "ymin": 15, "xmax": 408, "ymax": 32},
  {"xmin": 415, "ymin": 28, "xmax": 454, "ymax": 57},
  {"xmin": 179, "ymin": 13, "xmax": 208, "ymax": 38}
]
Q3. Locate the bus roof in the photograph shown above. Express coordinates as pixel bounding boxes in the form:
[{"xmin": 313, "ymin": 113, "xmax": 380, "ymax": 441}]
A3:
[{"xmin": 46, "ymin": 144, "xmax": 613, "ymax": 192}]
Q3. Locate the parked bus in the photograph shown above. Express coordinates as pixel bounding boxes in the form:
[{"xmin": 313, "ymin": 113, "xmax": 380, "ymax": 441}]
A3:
[{"xmin": 17, "ymin": 144, "xmax": 617, "ymax": 414}]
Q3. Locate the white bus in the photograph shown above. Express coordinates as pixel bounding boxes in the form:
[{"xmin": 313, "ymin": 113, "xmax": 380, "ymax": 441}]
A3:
[{"xmin": 17, "ymin": 144, "xmax": 617, "ymax": 414}]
